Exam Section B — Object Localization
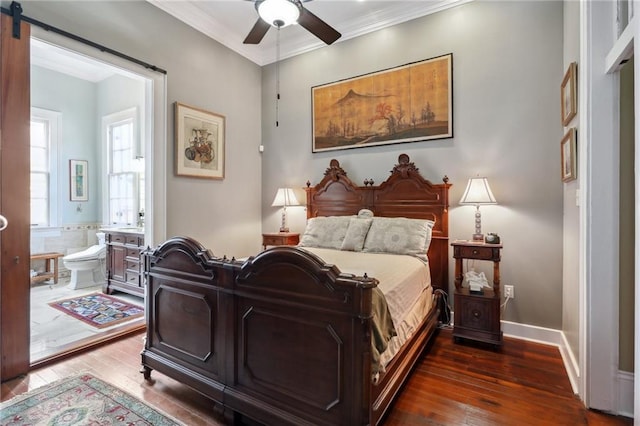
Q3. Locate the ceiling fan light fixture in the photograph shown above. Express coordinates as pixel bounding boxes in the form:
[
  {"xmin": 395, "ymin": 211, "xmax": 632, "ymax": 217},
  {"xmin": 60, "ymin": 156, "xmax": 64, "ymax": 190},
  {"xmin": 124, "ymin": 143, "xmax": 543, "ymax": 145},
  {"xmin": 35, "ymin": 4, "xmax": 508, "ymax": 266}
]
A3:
[{"xmin": 258, "ymin": 0, "xmax": 300, "ymax": 28}]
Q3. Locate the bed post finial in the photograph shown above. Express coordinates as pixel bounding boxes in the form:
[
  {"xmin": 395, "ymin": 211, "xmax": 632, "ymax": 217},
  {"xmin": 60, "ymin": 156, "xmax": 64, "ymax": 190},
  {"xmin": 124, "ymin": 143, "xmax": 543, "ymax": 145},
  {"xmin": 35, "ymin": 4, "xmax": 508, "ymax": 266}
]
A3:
[
  {"xmin": 392, "ymin": 154, "xmax": 419, "ymax": 178},
  {"xmin": 324, "ymin": 159, "xmax": 347, "ymax": 181}
]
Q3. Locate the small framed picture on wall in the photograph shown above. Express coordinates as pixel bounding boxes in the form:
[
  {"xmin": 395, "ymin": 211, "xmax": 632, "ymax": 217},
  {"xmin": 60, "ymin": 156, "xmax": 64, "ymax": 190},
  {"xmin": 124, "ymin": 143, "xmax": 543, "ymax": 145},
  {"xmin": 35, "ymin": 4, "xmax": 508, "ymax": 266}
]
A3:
[
  {"xmin": 560, "ymin": 128, "xmax": 577, "ymax": 182},
  {"xmin": 69, "ymin": 159, "xmax": 88, "ymax": 201},
  {"xmin": 561, "ymin": 62, "xmax": 577, "ymax": 126}
]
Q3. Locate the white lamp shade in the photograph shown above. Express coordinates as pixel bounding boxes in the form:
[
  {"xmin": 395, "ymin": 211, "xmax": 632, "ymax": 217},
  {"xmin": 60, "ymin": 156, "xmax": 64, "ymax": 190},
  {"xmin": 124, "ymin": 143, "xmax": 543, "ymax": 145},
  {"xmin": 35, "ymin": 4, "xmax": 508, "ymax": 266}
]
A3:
[
  {"xmin": 258, "ymin": 0, "xmax": 300, "ymax": 28},
  {"xmin": 459, "ymin": 177, "xmax": 497, "ymax": 205},
  {"xmin": 271, "ymin": 188, "xmax": 300, "ymax": 207}
]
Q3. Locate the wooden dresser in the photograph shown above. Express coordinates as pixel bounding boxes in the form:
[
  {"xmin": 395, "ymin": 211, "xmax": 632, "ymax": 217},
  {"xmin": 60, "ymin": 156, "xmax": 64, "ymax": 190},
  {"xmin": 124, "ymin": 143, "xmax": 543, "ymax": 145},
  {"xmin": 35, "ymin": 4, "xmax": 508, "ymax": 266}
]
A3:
[{"xmin": 103, "ymin": 229, "xmax": 144, "ymax": 296}]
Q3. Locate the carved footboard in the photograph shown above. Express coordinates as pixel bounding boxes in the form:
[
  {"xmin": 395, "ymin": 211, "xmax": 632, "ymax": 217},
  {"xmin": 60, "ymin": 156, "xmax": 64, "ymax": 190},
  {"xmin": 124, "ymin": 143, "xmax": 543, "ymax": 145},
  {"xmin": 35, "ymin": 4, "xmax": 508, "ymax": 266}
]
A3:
[
  {"xmin": 141, "ymin": 237, "xmax": 227, "ymax": 403},
  {"xmin": 141, "ymin": 237, "xmax": 384, "ymax": 425},
  {"xmin": 227, "ymin": 246, "xmax": 379, "ymax": 425}
]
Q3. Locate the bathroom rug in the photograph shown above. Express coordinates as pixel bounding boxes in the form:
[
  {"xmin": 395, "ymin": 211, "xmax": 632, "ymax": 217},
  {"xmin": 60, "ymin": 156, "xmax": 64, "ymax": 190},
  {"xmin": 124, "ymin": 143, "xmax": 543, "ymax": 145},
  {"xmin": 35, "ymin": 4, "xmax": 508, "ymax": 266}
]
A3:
[{"xmin": 48, "ymin": 292, "xmax": 144, "ymax": 329}]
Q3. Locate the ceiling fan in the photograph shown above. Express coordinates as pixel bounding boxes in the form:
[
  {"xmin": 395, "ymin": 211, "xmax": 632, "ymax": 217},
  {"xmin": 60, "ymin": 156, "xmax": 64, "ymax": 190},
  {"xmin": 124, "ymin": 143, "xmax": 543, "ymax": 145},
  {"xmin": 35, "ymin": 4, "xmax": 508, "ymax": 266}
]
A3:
[{"xmin": 243, "ymin": 0, "xmax": 341, "ymax": 46}]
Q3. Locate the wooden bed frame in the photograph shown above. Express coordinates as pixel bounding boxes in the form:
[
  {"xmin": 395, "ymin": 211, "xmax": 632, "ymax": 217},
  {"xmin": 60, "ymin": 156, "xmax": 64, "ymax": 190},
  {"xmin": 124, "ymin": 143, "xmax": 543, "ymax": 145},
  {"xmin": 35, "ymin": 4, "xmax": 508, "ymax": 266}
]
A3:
[{"xmin": 140, "ymin": 154, "xmax": 451, "ymax": 425}]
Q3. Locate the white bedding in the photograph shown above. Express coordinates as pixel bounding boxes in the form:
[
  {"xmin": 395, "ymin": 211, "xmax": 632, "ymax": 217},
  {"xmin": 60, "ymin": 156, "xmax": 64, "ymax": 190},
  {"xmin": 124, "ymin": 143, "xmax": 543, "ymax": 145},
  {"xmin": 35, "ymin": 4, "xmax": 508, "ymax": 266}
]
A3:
[
  {"xmin": 298, "ymin": 247, "xmax": 432, "ymax": 373},
  {"xmin": 299, "ymin": 247, "xmax": 431, "ymax": 323}
]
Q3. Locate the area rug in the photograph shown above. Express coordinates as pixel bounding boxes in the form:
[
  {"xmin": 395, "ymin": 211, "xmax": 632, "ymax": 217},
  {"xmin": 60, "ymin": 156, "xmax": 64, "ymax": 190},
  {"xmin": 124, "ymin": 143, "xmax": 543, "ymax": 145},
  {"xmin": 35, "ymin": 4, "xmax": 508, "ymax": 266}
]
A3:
[
  {"xmin": 0, "ymin": 373, "xmax": 182, "ymax": 425},
  {"xmin": 48, "ymin": 292, "xmax": 144, "ymax": 329}
]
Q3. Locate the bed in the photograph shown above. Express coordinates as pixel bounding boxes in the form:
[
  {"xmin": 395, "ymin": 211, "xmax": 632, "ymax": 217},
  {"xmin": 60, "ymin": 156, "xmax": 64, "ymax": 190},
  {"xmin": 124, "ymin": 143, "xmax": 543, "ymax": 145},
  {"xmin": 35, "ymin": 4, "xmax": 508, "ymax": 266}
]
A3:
[{"xmin": 140, "ymin": 154, "xmax": 451, "ymax": 425}]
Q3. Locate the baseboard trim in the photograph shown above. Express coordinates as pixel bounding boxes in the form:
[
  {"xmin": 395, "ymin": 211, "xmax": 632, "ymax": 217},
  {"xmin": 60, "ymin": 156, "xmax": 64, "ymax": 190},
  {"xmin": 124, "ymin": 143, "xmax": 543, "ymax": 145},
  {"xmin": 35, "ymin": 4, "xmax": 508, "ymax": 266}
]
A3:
[{"xmin": 617, "ymin": 370, "xmax": 634, "ymax": 417}]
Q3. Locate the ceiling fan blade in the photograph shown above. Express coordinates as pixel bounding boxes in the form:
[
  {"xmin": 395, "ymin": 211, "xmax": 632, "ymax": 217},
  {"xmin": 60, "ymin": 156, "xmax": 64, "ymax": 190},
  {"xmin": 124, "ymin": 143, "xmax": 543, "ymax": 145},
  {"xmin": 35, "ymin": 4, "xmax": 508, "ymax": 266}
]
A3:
[
  {"xmin": 298, "ymin": 7, "xmax": 341, "ymax": 45},
  {"xmin": 243, "ymin": 18, "xmax": 271, "ymax": 44}
]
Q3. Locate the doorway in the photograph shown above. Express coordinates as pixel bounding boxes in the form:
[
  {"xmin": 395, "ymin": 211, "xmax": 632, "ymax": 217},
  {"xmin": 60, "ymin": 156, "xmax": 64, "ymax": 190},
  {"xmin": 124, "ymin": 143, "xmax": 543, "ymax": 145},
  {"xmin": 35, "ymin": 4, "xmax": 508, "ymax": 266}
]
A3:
[{"xmin": 28, "ymin": 37, "xmax": 153, "ymax": 364}]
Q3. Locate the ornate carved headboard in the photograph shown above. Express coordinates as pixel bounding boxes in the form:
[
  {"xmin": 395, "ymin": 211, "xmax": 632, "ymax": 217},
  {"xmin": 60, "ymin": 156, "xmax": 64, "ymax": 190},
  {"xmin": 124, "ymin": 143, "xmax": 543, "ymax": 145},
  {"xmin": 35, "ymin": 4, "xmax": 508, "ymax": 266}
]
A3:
[{"xmin": 304, "ymin": 154, "xmax": 451, "ymax": 292}]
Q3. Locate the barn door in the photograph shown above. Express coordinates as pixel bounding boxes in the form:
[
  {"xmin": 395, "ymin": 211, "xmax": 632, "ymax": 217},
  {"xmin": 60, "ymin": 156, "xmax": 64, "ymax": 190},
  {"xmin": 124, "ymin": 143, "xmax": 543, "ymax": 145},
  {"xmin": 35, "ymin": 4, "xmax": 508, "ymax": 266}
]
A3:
[{"xmin": 0, "ymin": 12, "xmax": 31, "ymax": 382}]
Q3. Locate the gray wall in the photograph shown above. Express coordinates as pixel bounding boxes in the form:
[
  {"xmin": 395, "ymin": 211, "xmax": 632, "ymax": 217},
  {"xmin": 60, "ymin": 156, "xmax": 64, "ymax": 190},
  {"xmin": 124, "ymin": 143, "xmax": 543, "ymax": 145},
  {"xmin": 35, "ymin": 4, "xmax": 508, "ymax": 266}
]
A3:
[
  {"xmin": 260, "ymin": 1, "xmax": 565, "ymax": 328},
  {"xmin": 19, "ymin": 0, "xmax": 263, "ymax": 258}
]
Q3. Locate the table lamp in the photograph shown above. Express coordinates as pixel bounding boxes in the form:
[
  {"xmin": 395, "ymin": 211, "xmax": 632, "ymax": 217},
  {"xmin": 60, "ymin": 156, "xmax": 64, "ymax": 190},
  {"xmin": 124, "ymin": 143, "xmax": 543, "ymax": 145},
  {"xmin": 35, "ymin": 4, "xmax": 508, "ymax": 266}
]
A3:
[
  {"xmin": 459, "ymin": 176, "xmax": 497, "ymax": 241},
  {"xmin": 271, "ymin": 188, "xmax": 300, "ymax": 232}
]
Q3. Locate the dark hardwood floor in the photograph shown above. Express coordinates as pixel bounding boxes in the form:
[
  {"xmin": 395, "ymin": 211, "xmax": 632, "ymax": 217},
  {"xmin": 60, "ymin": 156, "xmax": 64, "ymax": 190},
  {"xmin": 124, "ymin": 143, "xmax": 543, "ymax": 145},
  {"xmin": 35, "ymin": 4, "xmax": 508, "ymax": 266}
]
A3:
[{"xmin": 1, "ymin": 327, "xmax": 632, "ymax": 425}]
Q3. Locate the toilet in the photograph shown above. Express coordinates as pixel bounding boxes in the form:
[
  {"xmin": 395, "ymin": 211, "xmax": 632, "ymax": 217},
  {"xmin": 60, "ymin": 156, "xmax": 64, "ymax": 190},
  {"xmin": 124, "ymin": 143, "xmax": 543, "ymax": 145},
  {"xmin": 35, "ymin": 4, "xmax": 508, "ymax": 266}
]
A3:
[{"xmin": 63, "ymin": 232, "xmax": 107, "ymax": 290}]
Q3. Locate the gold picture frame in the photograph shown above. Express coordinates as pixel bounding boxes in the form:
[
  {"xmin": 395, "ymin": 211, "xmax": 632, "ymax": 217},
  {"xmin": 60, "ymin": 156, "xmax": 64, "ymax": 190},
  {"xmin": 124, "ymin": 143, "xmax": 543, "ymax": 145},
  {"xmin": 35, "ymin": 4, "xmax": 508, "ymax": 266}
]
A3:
[
  {"xmin": 561, "ymin": 128, "xmax": 577, "ymax": 182},
  {"xmin": 311, "ymin": 53, "xmax": 453, "ymax": 152},
  {"xmin": 175, "ymin": 102, "xmax": 225, "ymax": 179},
  {"xmin": 69, "ymin": 159, "xmax": 88, "ymax": 201},
  {"xmin": 561, "ymin": 62, "xmax": 577, "ymax": 126}
]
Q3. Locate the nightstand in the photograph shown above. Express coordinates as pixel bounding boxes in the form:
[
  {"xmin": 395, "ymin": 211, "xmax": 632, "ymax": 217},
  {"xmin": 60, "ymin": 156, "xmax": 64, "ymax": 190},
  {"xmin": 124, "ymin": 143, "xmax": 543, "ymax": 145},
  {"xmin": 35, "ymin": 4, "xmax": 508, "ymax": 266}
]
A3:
[
  {"xmin": 262, "ymin": 232, "xmax": 300, "ymax": 249},
  {"xmin": 451, "ymin": 241, "xmax": 503, "ymax": 346}
]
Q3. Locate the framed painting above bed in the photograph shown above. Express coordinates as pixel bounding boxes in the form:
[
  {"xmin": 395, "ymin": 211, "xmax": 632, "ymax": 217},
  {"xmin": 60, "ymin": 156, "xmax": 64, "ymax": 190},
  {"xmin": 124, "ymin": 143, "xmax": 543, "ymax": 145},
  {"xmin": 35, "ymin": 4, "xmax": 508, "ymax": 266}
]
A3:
[{"xmin": 311, "ymin": 53, "xmax": 453, "ymax": 153}]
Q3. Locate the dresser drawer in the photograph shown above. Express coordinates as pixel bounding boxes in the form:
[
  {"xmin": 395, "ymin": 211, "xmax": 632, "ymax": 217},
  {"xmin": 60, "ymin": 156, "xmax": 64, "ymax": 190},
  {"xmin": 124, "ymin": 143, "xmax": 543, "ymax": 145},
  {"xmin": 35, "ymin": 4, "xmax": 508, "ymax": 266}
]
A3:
[
  {"xmin": 125, "ymin": 271, "xmax": 140, "ymax": 286},
  {"xmin": 126, "ymin": 235, "xmax": 142, "ymax": 246},
  {"xmin": 125, "ymin": 247, "xmax": 141, "ymax": 259},
  {"xmin": 126, "ymin": 260, "xmax": 140, "ymax": 271},
  {"xmin": 110, "ymin": 233, "xmax": 126, "ymax": 244}
]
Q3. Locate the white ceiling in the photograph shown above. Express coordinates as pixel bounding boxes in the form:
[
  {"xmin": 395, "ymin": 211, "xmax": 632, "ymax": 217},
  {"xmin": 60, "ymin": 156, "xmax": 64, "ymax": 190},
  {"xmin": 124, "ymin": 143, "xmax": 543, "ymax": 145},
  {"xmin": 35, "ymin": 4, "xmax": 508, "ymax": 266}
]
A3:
[
  {"xmin": 31, "ymin": 38, "xmax": 128, "ymax": 82},
  {"xmin": 148, "ymin": 0, "xmax": 472, "ymax": 66}
]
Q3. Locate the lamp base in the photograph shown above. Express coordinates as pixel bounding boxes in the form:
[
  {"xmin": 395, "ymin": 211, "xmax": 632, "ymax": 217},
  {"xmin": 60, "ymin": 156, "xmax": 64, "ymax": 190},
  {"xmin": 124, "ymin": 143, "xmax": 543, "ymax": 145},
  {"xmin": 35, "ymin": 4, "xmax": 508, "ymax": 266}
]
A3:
[
  {"xmin": 472, "ymin": 233, "xmax": 484, "ymax": 242},
  {"xmin": 279, "ymin": 227, "xmax": 290, "ymax": 233}
]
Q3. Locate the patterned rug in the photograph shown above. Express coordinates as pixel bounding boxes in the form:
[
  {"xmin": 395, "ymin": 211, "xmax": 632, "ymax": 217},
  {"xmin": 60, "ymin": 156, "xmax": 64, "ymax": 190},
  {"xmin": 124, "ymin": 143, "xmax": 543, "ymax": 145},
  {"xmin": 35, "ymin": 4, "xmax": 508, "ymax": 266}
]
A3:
[
  {"xmin": 0, "ymin": 373, "xmax": 182, "ymax": 425},
  {"xmin": 48, "ymin": 292, "xmax": 144, "ymax": 329}
]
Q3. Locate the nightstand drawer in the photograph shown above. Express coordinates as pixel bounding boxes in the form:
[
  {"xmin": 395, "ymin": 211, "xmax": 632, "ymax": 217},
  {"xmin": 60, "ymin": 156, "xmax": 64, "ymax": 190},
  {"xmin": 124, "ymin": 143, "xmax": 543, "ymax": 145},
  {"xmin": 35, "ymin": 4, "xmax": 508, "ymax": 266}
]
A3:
[
  {"xmin": 262, "ymin": 233, "xmax": 300, "ymax": 248},
  {"xmin": 458, "ymin": 245, "xmax": 495, "ymax": 260},
  {"xmin": 263, "ymin": 235, "xmax": 285, "ymax": 246}
]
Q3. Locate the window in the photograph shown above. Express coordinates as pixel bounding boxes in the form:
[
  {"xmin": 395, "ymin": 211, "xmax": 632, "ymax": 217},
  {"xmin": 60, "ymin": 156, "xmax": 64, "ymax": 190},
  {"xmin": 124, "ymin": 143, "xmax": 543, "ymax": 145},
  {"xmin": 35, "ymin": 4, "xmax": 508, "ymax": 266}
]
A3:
[
  {"xmin": 104, "ymin": 108, "xmax": 142, "ymax": 226},
  {"xmin": 30, "ymin": 108, "xmax": 60, "ymax": 228}
]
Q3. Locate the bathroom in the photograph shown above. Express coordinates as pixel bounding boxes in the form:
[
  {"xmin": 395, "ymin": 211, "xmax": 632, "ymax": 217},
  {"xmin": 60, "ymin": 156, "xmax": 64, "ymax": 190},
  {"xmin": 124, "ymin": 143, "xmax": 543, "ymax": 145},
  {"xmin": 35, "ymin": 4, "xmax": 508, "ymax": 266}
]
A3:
[{"xmin": 29, "ymin": 39, "xmax": 147, "ymax": 287}]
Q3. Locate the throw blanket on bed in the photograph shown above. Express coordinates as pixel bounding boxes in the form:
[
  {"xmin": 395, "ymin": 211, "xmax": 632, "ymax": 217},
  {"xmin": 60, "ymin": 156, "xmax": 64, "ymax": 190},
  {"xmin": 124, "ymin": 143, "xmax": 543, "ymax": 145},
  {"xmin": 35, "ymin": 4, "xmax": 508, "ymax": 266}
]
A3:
[
  {"xmin": 299, "ymin": 247, "xmax": 431, "ymax": 375},
  {"xmin": 371, "ymin": 287, "xmax": 397, "ymax": 374}
]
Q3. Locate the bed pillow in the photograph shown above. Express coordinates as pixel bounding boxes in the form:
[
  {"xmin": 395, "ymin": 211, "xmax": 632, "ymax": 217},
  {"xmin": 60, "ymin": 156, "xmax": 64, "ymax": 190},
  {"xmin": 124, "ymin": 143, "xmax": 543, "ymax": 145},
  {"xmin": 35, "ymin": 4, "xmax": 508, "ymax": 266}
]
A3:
[
  {"xmin": 340, "ymin": 218, "xmax": 373, "ymax": 252},
  {"xmin": 298, "ymin": 216, "xmax": 351, "ymax": 249},
  {"xmin": 358, "ymin": 209, "xmax": 374, "ymax": 219},
  {"xmin": 362, "ymin": 217, "xmax": 435, "ymax": 257}
]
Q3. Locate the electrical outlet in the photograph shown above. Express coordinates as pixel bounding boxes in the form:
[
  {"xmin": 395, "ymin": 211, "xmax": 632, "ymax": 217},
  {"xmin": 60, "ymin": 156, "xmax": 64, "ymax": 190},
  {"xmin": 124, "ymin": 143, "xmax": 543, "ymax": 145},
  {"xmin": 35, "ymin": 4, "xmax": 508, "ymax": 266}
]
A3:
[{"xmin": 504, "ymin": 285, "xmax": 514, "ymax": 299}]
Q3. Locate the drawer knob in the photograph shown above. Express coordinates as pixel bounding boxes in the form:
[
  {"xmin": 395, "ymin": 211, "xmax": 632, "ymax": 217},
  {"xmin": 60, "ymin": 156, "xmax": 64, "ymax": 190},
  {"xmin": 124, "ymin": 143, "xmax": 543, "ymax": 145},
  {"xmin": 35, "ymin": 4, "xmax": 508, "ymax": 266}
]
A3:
[
  {"xmin": 472, "ymin": 249, "xmax": 479, "ymax": 255},
  {"xmin": 473, "ymin": 310, "xmax": 481, "ymax": 318}
]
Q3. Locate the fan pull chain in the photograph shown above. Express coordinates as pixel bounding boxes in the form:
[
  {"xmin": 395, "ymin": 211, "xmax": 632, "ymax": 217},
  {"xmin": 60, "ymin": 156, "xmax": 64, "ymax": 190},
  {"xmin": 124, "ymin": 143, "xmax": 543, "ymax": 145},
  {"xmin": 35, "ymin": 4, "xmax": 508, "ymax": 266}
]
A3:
[{"xmin": 275, "ymin": 24, "xmax": 281, "ymax": 127}]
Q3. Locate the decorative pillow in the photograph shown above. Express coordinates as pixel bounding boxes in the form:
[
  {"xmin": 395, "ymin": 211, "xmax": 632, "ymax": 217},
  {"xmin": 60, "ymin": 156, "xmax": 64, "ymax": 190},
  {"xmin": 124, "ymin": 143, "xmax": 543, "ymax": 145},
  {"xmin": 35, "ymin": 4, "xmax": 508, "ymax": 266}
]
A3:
[
  {"xmin": 358, "ymin": 209, "xmax": 374, "ymax": 219},
  {"xmin": 298, "ymin": 216, "xmax": 351, "ymax": 249},
  {"xmin": 363, "ymin": 217, "xmax": 435, "ymax": 256},
  {"xmin": 340, "ymin": 218, "xmax": 373, "ymax": 252}
]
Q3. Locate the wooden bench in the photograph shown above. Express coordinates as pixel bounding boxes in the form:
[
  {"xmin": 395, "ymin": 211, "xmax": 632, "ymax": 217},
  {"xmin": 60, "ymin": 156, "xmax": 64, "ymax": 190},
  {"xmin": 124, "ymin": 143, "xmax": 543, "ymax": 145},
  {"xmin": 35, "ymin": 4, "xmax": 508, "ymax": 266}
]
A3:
[{"xmin": 30, "ymin": 252, "xmax": 64, "ymax": 285}]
